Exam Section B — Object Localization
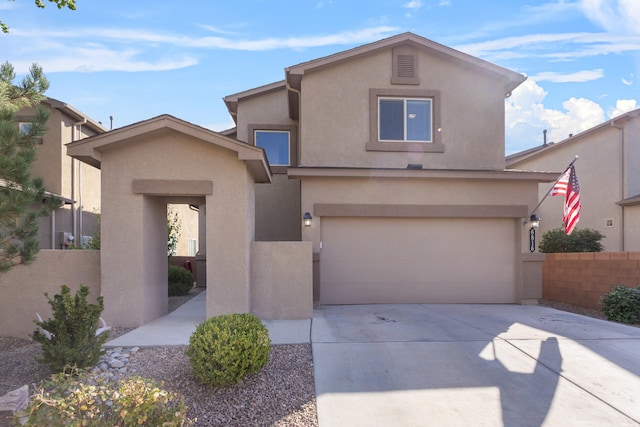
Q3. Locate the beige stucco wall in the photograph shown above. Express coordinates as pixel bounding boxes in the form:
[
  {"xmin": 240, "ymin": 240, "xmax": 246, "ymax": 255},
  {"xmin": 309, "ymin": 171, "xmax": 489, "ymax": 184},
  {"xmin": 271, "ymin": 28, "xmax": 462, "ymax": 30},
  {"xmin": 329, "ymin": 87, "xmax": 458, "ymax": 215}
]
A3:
[
  {"xmin": 511, "ymin": 125, "xmax": 626, "ymax": 251},
  {"xmin": 250, "ymin": 241, "xmax": 313, "ymax": 319},
  {"xmin": 100, "ymin": 132, "xmax": 255, "ymax": 326},
  {"xmin": 235, "ymin": 88, "xmax": 295, "ymax": 143},
  {"xmin": 20, "ymin": 104, "xmax": 103, "ymax": 249},
  {"xmin": 625, "ymin": 206, "xmax": 640, "ymax": 251},
  {"xmin": 169, "ymin": 204, "xmax": 200, "ymax": 256},
  {"xmin": 255, "ymin": 175, "xmax": 301, "ymax": 241},
  {"xmin": 299, "ymin": 48, "xmax": 508, "ymax": 170},
  {"xmin": 0, "ymin": 250, "xmax": 101, "ymax": 339},
  {"xmin": 300, "ymin": 176, "xmax": 538, "ymax": 253}
]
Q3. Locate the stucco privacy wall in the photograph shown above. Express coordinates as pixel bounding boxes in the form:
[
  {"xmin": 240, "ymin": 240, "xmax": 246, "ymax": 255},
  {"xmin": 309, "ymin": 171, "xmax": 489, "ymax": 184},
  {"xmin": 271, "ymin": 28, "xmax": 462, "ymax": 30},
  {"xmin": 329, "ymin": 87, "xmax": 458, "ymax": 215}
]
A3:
[
  {"xmin": 97, "ymin": 128, "xmax": 258, "ymax": 327},
  {"xmin": 250, "ymin": 242, "xmax": 313, "ymax": 319},
  {"xmin": 0, "ymin": 250, "xmax": 101, "ymax": 339}
]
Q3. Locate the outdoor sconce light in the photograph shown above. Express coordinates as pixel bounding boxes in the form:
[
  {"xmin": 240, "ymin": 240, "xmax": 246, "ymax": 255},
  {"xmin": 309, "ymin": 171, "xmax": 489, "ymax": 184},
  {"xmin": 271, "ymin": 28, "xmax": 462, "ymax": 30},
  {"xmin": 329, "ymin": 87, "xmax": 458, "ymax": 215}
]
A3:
[
  {"xmin": 529, "ymin": 214, "xmax": 540, "ymax": 252},
  {"xmin": 303, "ymin": 212, "xmax": 313, "ymax": 227}
]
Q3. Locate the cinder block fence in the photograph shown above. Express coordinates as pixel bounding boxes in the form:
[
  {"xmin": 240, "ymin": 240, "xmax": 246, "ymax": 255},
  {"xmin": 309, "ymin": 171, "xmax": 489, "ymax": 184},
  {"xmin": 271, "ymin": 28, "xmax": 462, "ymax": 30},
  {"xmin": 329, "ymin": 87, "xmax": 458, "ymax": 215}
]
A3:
[{"xmin": 542, "ymin": 252, "xmax": 640, "ymax": 310}]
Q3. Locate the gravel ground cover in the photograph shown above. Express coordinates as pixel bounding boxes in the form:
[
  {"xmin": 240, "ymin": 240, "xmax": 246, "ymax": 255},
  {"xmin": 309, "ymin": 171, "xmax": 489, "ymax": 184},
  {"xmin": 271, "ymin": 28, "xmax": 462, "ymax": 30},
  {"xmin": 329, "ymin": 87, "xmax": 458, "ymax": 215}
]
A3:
[{"xmin": 3, "ymin": 295, "xmax": 637, "ymax": 426}]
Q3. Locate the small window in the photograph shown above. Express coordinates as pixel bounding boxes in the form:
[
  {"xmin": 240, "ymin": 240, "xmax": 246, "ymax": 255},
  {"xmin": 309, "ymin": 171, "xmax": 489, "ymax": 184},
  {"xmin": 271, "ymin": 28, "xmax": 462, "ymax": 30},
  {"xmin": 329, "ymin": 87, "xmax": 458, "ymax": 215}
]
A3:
[
  {"xmin": 188, "ymin": 238, "xmax": 197, "ymax": 256},
  {"xmin": 19, "ymin": 122, "xmax": 33, "ymax": 136},
  {"xmin": 255, "ymin": 130, "xmax": 290, "ymax": 166},
  {"xmin": 605, "ymin": 219, "xmax": 614, "ymax": 228},
  {"xmin": 379, "ymin": 98, "xmax": 432, "ymax": 143}
]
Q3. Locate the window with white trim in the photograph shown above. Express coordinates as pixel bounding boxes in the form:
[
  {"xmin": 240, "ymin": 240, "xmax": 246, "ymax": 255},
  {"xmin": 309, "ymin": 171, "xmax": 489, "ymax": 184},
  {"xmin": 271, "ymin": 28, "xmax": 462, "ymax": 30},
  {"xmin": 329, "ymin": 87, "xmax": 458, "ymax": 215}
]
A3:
[
  {"xmin": 368, "ymin": 88, "xmax": 443, "ymax": 153},
  {"xmin": 188, "ymin": 238, "xmax": 198, "ymax": 256},
  {"xmin": 379, "ymin": 97, "xmax": 432, "ymax": 143},
  {"xmin": 254, "ymin": 130, "xmax": 290, "ymax": 166}
]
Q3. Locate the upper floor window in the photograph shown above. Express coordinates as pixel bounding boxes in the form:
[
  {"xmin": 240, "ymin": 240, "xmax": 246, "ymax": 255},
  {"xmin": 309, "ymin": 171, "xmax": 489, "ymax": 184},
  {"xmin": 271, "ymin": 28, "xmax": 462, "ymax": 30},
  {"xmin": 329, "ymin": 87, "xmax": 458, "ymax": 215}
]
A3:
[
  {"xmin": 254, "ymin": 130, "xmax": 290, "ymax": 166},
  {"xmin": 19, "ymin": 122, "xmax": 33, "ymax": 136},
  {"xmin": 379, "ymin": 97, "xmax": 432, "ymax": 142},
  {"xmin": 368, "ymin": 88, "xmax": 444, "ymax": 153}
]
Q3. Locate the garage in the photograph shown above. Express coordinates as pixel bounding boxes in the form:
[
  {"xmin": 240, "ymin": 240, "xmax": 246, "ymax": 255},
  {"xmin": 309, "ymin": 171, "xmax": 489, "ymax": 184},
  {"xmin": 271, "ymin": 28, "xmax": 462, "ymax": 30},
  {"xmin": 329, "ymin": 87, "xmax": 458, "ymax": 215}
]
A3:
[{"xmin": 319, "ymin": 217, "xmax": 517, "ymax": 304}]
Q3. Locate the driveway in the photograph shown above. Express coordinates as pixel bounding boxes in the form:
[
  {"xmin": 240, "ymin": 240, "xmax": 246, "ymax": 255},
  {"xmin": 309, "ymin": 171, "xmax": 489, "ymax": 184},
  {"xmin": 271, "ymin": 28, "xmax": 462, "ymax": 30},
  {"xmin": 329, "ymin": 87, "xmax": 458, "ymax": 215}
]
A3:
[{"xmin": 311, "ymin": 304, "xmax": 640, "ymax": 427}]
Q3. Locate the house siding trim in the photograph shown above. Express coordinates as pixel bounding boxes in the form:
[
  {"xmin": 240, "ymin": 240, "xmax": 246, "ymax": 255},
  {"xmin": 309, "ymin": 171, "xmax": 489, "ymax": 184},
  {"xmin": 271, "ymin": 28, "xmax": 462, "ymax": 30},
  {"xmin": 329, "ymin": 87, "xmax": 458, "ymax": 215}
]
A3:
[
  {"xmin": 132, "ymin": 179, "xmax": 213, "ymax": 196},
  {"xmin": 289, "ymin": 167, "xmax": 558, "ymax": 181},
  {"xmin": 314, "ymin": 203, "xmax": 528, "ymax": 218}
]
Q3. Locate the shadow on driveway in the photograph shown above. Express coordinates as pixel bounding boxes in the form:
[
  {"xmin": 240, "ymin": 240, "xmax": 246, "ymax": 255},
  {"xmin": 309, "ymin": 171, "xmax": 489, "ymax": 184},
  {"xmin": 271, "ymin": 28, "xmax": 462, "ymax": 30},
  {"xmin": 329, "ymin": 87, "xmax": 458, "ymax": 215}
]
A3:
[{"xmin": 312, "ymin": 304, "xmax": 640, "ymax": 427}]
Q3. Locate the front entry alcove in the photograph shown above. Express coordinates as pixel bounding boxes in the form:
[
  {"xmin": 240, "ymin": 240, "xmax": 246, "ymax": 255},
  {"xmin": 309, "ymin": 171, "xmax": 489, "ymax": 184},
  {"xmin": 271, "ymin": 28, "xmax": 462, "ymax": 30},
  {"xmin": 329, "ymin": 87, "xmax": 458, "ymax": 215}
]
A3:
[{"xmin": 67, "ymin": 115, "xmax": 272, "ymax": 327}]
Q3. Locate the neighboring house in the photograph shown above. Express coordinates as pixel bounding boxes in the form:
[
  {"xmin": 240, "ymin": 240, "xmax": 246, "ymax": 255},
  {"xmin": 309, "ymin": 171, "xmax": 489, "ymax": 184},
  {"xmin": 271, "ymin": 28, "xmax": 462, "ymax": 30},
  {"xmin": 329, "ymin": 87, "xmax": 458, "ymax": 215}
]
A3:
[
  {"xmin": 67, "ymin": 32, "xmax": 558, "ymax": 327},
  {"xmin": 224, "ymin": 32, "xmax": 556, "ymax": 305},
  {"xmin": 507, "ymin": 108, "xmax": 640, "ymax": 251},
  {"xmin": 18, "ymin": 98, "xmax": 106, "ymax": 249}
]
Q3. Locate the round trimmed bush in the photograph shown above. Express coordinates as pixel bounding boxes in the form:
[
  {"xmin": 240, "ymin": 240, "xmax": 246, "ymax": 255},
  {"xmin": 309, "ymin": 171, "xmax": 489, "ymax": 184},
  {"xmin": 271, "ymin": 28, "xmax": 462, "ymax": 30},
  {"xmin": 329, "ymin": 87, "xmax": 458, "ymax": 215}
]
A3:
[
  {"xmin": 601, "ymin": 285, "xmax": 640, "ymax": 324},
  {"xmin": 186, "ymin": 313, "xmax": 271, "ymax": 386},
  {"xmin": 168, "ymin": 265, "xmax": 193, "ymax": 296}
]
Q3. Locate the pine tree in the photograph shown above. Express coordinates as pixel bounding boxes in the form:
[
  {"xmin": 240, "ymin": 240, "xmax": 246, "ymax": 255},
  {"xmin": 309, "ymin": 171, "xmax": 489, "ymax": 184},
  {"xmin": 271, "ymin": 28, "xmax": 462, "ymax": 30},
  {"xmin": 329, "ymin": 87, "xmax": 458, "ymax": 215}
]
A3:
[{"xmin": 0, "ymin": 61, "xmax": 59, "ymax": 271}]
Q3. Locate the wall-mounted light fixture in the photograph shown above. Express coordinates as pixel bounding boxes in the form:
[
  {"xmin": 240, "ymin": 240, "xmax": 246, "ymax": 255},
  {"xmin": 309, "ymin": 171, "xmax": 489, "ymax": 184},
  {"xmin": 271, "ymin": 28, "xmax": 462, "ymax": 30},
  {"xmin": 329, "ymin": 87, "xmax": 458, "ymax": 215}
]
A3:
[
  {"xmin": 528, "ymin": 214, "xmax": 540, "ymax": 252},
  {"xmin": 303, "ymin": 212, "xmax": 313, "ymax": 227}
]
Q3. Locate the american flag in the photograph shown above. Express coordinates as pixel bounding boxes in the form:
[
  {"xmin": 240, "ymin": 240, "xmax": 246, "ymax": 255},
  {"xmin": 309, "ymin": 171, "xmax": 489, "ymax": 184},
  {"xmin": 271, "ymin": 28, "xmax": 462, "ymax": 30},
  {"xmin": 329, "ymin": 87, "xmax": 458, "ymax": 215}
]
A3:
[
  {"xmin": 550, "ymin": 168, "xmax": 571, "ymax": 196},
  {"xmin": 552, "ymin": 165, "xmax": 581, "ymax": 235}
]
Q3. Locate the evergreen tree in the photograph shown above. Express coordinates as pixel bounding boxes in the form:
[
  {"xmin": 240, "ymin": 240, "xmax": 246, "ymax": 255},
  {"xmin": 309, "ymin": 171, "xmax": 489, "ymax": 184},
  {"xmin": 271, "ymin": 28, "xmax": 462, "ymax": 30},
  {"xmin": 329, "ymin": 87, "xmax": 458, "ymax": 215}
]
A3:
[{"xmin": 0, "ymin": 61, "xmax": 59, "ymax": 271}]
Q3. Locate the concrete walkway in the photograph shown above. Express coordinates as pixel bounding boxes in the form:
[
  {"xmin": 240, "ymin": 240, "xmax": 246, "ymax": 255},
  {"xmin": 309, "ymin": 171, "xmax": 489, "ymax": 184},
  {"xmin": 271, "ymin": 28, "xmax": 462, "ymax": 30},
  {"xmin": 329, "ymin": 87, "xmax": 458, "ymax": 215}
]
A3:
[
  {"xmin": 104, "ymin": 291, "xmax": 310, "ymax": 347},
  {"xmin": 104, "ymin": 295, "xmax": 640, "ymax": 426}
]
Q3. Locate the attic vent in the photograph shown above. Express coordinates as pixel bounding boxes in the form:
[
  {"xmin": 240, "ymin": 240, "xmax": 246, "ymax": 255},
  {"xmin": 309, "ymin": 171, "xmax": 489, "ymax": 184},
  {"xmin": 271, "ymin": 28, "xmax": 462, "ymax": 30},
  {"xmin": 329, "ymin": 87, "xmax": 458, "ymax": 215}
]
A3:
[
  {"xmin": 391, "ymin": 46, "xmax": 420, "ymax": 85},
  {"xmin": 396, "ymin": 55, "xmax": 415, "ymax": 78}
]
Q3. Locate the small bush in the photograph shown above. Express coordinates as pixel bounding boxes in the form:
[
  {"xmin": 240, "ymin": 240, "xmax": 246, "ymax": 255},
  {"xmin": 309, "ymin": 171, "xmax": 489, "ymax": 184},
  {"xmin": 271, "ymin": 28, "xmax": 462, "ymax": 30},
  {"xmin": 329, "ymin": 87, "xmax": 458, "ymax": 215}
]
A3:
[
  {"xmin": 32, "ymin": 285, "xmax": 109, "ymax": 372},
  {"xmin": 539, "ymin": 227, "xmax": 605, "ymax": 253},
  {"xmin": 186, "ymin": 313, "xmax": 271, "ymax": 386},
  {"xmin": 601, "ymin": 285, "xmax": 640, "ymax": 324},
  {"xmin": 168, "ymin": 265, "xmax": 194, "ymax": 296},
  {"xmin": 15, "ymin": 370, "xmax": 191, "ymax": 426}
]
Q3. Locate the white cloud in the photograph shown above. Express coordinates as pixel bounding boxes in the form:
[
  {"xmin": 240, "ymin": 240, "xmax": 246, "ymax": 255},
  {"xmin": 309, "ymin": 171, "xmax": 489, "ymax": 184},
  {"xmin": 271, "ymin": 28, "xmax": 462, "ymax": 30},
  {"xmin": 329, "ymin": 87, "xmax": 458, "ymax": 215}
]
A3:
[
  {"xmin": 531, "ymin": 69, "xmax": 603, "ymax": 83},
  {"xmin": 621, "ymin": 73, "xmax": 633, "ymax": 85},
  {"xmin": 403, "ymin": 1, "xmax": 422, "ymax": 10},
  {"xmin": 456, "ymin": 32, "xmax": 640, "ymax": 63},
  {"xmin": 579, "ymin": 0, "xmax": 640, "ymax": 35},
  {"xmin": 608, "ymin": 99, "xmax": 638, "ymax": 118},
  {"xmin": 506, "ymin": 79, "xmax": 606, "ymax": 153}
]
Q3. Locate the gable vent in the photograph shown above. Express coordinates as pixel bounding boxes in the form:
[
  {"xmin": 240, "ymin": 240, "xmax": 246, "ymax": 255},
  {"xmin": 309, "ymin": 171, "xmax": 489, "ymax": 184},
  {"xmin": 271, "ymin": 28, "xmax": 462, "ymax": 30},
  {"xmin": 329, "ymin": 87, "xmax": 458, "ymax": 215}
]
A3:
[
  {"xmin": 391, "ymin": 46, "xmax": 420, "ymax": 85},
  {"xmin": 396, "ymin": 54, "xmax": 415, "ymax": 78}
]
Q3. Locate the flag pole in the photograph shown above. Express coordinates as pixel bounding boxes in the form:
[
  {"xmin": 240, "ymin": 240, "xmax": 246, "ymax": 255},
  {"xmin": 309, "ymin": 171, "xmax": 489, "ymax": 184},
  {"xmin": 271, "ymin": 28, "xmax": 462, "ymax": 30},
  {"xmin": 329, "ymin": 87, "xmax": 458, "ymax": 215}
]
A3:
[{"xmin": 529, "ymin": 155, "xmax": 579, "ymax": 218}]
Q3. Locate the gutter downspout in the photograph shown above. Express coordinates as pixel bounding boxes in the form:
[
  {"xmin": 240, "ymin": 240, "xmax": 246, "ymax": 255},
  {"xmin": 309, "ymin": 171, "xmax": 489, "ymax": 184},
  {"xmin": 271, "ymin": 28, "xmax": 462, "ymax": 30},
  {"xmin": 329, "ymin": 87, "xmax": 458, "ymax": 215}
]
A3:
[
  {"xmin": 72, "ymin": 118, "xmax": 87, "ymax": 244},
  {"xmin": 611, "ymin": 120, "xmax": 625, "ymax": 250}
]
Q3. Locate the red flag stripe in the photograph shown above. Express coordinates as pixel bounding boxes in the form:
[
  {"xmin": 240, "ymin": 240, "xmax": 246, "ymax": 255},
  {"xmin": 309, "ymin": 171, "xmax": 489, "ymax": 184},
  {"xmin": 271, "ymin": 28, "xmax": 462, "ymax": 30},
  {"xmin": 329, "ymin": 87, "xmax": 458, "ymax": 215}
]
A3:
[{"xmin": 562, "ymin": 165, "xmax": 581, "ymax": 235}]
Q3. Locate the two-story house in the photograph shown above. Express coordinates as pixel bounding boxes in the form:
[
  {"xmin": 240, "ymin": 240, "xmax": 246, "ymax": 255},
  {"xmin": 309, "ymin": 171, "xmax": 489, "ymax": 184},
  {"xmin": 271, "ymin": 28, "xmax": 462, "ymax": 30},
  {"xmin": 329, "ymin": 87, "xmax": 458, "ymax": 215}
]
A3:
[
  {"xmin": 507, "ymin": 109, "xmax": 640, "ymax": 251},
  {"xmin": 225, "ymin": 32, "xmax": 556, "ymax": 305},
  {"xmin": 67, "ymin": 32, "xmax": 558, "ymax": 326},
  {"xmin": 19, "ymin": 98, "xmax": 106, "ymax": 249}
]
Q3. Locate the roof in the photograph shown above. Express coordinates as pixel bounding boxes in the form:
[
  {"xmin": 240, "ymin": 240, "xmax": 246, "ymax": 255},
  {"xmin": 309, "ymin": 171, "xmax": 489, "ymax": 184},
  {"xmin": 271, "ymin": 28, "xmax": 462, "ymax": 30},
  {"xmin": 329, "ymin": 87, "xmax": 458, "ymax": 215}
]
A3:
[
  {"xmin": 286, "ymin": 32, "xmax": 525, "ymax": 94},
  {"xmin": 66, "ymin": 114, "xmax": 271, "ymax": 183},
  {"xmin": 44, "ymin": 98, "xmax": 107, "ymax": 134},
  {"xmin": 224, "ymin": 32, "xmax": 526, "ymax": 122},
  {"xmin": 617, "ymin": 194, "xmax": 640, "ymax": 207},
  {"xmin": 507, "ymin": 107, "xmax": 640, "ymax": 168}
]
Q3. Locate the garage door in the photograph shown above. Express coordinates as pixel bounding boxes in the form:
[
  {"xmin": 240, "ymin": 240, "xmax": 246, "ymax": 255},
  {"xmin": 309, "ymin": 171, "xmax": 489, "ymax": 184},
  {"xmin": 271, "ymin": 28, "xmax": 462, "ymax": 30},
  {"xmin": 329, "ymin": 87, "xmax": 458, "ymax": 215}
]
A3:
[{"xmin": 320, "ymin": 217, "xmax": 516, "ymax": 304}]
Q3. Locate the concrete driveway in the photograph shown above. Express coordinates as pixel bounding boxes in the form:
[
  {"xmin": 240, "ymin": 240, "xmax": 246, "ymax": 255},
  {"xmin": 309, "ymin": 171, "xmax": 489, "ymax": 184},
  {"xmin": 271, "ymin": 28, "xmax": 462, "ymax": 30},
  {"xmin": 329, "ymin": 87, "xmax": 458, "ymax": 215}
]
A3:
[{"xmin": 312, "ymin": 304, "xmax": 640, "ymax": 427}]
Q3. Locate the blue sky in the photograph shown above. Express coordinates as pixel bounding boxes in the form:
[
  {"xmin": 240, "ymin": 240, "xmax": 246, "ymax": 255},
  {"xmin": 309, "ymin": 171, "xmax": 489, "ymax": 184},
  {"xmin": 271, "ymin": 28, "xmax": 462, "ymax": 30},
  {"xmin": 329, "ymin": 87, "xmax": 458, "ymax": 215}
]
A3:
[{"xmin": 1, "ymin": 0, "xmax": 638, "ymax": 154}]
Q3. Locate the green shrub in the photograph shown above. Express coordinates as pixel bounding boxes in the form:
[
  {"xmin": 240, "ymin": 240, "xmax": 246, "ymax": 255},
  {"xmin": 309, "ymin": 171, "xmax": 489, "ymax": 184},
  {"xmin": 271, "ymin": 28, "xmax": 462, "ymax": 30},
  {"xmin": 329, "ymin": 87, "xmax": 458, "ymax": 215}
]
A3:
[
  {"xmin": 32, "ymin": 285, "xmax": 109, "ymax": 373},
  {"xmin": 539, "ymin": 227, "xmax": 605, "ymax": 253},
  {"xmin": 601, "ymin": 285, "xmax": 640, "ymax": 324},
  {"xmin": 186, "ymin": 313, "xmax": 271, "ymax": 386},
  {"xmin": 15, "ymin": 370, "xmax": 191, "ymax": 426},
  {"xmin": 168, "ymin": 265, "xmax": 194, "ymax": 296}
]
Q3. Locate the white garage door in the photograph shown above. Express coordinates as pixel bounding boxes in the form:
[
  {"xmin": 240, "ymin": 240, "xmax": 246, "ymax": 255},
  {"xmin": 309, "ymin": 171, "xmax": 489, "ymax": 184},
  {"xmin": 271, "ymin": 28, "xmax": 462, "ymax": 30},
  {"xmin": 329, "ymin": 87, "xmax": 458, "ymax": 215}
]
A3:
[{"xmin": 320, "ymin": 217, "xmax": 516, "ymax": 304}]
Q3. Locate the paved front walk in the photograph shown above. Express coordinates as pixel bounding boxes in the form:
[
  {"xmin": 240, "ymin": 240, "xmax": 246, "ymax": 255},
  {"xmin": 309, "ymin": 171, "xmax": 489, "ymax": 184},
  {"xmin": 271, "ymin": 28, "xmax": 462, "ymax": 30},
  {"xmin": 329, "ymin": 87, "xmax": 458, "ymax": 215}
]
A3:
[
  {"xmin": 104, "ymin": 291, "xmax": 310, "ymax": 347},
  {"xmin": 311, "ymin": 304, "xmax": 640, "ymax": 427}
]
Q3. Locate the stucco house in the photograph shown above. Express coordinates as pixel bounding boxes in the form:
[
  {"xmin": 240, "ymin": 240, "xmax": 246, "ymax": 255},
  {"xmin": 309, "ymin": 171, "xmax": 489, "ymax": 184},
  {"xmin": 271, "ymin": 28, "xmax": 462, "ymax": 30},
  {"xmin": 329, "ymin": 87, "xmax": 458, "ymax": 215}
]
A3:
[
  {"xmin": 507, "ymin": 108, "xmax": 640, "ymax": 251},
  {"xmin": 67, "ymin": 32, "xmax": 557, "ymax": 327},
  {"xmin": 18, "ymin": 98, "xmax": 106, "ymax": 249}
]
